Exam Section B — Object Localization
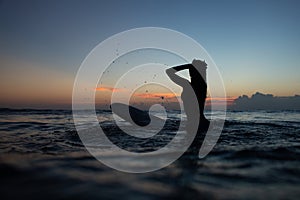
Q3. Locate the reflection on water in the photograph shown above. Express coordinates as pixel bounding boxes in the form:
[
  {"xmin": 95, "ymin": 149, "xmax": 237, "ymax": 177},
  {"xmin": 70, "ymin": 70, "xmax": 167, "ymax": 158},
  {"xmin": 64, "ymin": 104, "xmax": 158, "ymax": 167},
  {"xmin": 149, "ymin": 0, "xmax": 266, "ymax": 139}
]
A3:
[{"xmin": 0, "ymin": 109, "xmax": 300, "ymax": 199}]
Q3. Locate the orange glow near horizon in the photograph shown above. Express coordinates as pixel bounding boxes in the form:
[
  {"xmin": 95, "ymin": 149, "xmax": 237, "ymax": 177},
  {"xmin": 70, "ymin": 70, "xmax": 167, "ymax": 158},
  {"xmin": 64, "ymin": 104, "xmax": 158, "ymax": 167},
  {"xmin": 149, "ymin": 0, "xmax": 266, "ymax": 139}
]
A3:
[
  {"xmin": 95, "ymin": 86, "xmax": 237, "ymax": 104},
  {"xmin": 206, "ymin": 96, "xmax": 237, "ymax": 106},
  {"xmin": 132, "ymin": 92, "xmax": 236, "ymax": 106}
]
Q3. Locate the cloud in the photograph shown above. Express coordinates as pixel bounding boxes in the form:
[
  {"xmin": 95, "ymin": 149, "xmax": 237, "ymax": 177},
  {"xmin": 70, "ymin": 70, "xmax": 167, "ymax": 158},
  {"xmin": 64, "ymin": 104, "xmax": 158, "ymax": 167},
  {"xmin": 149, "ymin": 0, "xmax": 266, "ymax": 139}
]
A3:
[
  {"xmin": 230, "ymin": 92, "xmax": 300, "ymax": 110},
  {"xmin": 134, "ymin": 92, "xmax": 179, "ymax": 100},
  {"xmin": 95, "ymin": 86, "xmax": 124, "ymax": 92}
]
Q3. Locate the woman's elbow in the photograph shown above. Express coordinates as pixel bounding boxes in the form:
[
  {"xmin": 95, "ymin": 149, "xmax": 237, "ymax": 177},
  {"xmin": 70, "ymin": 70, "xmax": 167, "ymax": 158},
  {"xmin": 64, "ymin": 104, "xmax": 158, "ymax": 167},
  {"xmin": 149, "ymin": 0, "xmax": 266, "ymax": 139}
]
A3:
[
  {"xmin": 166, "ymin": 68, "xmax": 172, "ymax": 76},
  {"xmin": 166, "ymin": 68, "xmax": 175, "ymax": 74}
]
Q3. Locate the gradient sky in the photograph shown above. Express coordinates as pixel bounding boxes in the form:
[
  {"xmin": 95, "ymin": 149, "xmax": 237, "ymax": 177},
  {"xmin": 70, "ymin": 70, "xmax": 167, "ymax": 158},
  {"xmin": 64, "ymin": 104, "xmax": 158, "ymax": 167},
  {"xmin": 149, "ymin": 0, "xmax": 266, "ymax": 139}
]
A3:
[{"xmin": 0, "ymin": 0, "xmax": 299, "ymax": 108}]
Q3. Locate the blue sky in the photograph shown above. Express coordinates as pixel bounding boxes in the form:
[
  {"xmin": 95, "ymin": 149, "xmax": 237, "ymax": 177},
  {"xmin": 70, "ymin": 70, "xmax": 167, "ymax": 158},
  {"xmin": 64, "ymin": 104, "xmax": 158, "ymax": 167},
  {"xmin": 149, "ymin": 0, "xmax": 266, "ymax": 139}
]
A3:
[{"xmin": 0, "ymin": 0, "xmax": 299, "ymax": 108}]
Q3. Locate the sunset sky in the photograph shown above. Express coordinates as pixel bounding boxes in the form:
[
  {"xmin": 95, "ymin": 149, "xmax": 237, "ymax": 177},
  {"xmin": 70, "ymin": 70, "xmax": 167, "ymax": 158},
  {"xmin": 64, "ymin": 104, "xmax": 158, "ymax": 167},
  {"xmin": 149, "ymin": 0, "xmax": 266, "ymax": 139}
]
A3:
[{"xmin": 0, "ymin": 0, "xmax": 299, "ymax": 109}]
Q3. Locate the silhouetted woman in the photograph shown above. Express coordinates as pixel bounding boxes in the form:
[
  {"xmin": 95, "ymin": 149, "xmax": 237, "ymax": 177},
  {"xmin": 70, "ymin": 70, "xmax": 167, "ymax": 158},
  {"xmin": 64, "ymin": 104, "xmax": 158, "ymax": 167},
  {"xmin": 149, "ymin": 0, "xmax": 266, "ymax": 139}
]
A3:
[{"xmin": 166, "ymin": 59, "xmax": 209, "ymax": 154}]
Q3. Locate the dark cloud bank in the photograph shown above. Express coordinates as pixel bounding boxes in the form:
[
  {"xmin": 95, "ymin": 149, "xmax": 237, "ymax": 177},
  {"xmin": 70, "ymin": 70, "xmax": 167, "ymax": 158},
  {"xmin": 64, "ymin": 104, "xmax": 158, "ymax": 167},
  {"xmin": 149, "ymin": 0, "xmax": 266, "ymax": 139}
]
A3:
[{"xmin": 230, "ymin": 92, "xmax": 300, "ymax": 111}]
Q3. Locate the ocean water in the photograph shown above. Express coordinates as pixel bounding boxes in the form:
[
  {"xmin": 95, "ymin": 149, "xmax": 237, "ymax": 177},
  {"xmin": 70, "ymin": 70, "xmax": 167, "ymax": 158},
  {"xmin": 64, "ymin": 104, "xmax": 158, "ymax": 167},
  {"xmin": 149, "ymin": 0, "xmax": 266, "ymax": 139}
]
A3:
[{"xmin": 0, "ymin": 109, "xmax": 300, "ymax": 199}]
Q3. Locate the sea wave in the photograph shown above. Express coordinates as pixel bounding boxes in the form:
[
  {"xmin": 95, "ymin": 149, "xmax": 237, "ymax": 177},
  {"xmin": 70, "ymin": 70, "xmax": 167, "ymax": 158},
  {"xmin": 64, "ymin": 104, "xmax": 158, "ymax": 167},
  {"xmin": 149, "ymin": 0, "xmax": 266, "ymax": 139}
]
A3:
[{"xmin": 0, "ymin": 109, "xmax": 299, "ymax": 199}]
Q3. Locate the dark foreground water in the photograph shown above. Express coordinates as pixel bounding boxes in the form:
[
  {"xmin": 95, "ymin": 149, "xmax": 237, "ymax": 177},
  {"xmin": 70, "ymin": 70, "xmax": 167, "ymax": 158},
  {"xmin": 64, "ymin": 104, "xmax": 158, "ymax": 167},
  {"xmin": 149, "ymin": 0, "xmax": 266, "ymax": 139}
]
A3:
[{"xmin": 0, "ymin": 109, "xmax": 299, "ymax": 199}]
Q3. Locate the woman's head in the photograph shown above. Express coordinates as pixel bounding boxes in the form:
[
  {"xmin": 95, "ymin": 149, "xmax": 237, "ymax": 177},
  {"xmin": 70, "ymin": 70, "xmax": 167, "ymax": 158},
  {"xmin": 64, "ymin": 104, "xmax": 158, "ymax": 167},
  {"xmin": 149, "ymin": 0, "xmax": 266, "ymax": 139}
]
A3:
[
  {"xmin": 192, "ymin": 59, "xmax": 207, "ymax": 69},
  {"xmin": 189, "ymin": 59, "xmax": 207, "ymax": 79}
]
